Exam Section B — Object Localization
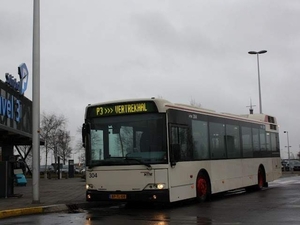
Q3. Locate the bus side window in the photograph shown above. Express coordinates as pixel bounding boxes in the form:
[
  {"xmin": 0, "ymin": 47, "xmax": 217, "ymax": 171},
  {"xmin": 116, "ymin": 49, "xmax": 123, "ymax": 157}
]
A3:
[
  {"xmin": 170, "ymin": 125, "xmax": 191, "ymax": 161},
  {"xmin": 171, "ymin": 144, "xmax": 181, "ymax": 161}
]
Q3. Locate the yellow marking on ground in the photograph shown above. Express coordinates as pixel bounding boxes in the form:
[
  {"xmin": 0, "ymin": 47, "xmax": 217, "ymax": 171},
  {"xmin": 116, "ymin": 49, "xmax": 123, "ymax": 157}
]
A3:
[{"xmin": 0, "ymin": 207, "xmax": 43, "ymax": 219}]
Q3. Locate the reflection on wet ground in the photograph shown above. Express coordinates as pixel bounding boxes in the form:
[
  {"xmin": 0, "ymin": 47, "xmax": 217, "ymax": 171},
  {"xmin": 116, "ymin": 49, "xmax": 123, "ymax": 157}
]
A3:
[
  {"xmin": 85, "ymin": 201, "xmax": 215, "ymax": 225},
  {"xmin": 4, "ymin": 177, "xmax": 300, "ymax": 225},
  {"xmin": 86, "ymin": 209, "xmax": 213, "ymax": 225},
  {"xmin": 84, "ymin": 188, "xmax": 265, "ymax": 224}
]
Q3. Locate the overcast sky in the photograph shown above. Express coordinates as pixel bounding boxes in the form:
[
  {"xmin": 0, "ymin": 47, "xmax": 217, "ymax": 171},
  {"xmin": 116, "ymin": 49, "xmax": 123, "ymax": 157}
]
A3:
[{"xmin": 1, "ymin": 0, "xmax": 299, "ymax": 161}]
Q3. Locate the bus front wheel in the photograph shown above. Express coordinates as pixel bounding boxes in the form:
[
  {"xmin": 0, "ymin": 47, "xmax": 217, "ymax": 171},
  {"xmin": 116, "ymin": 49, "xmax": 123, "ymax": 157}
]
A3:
[{"xmin": 196, "ymin": 172, "xmax": 211, "ymax": 202}]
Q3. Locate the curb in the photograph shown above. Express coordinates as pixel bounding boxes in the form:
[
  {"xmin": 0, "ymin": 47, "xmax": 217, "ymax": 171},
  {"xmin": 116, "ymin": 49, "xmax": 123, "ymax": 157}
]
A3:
[
  {"xmin": 0, "ymin": 204, "xmax": 69, "ymax": 219},
  {"xmin": 0, "ymin": 202, "xmax": 119, "ymax": 219}
]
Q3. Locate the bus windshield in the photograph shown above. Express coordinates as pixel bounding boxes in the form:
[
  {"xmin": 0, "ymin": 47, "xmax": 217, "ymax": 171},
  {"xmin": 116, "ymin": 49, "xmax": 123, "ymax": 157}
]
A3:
[{"xmin": 87, "ymin": 113, "xmax": 167, "ymax": 167}]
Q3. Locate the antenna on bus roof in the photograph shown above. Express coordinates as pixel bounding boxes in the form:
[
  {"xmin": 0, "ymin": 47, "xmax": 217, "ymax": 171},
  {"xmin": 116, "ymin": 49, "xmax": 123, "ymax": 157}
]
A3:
[{"xmin": 246, "ymin": 98, "xmax": 256, "ymax": 114}]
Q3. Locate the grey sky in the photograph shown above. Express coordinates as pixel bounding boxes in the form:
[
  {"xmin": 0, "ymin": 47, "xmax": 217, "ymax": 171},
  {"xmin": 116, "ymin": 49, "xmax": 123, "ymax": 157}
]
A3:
[{"xmin": 1, "ymin": 0, "xmax": 299, "ymax": 160}]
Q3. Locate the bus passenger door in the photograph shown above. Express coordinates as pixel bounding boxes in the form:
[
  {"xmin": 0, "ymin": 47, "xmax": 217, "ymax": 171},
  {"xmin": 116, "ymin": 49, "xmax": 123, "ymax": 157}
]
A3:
[{"xmin": 169, "ymin": 124, "xmax": 196, "ymax": 202}]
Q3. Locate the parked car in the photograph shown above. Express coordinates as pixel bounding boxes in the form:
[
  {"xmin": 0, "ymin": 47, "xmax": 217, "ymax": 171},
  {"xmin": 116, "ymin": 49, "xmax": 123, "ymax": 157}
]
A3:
[
  {"xmin": 281, "ymin": 160, "xmax": 290, "ymax": 171},
  {"xmin": 40, "ymin": 165, "xmax": 55, "ymax": 175},
  {"xmin": 289, "ymin": 160, "xmax": 300, "ymax": 171},
  {"xmin": 60, "ymin": 165, "xmax": 69, "ymax": 173},
  {"xmin": 75, "ymin": 167, "xmax": 81, "ymax": 174},
  {"xmin": 81, "ymin": 167, "xmax": 86, "ymax": 179}
]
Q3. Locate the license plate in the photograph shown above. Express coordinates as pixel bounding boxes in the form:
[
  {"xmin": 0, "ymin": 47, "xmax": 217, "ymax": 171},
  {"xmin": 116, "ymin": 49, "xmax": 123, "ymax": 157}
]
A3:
[{"xmin": 109, "ymin": 194, "xmax": 127, "ymax": 200}]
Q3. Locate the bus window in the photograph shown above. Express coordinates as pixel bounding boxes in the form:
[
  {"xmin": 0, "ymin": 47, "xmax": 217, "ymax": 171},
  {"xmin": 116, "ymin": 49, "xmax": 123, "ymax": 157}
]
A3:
[
  {"xmin": 170, "ymin": 126, "xmax": 191, "ymax": 161},
  {"xmin": 259, "ymin": 126, "xmax": 266, "ymax": 151},
  {"xmin": 209, "ymin": 122, "xmax": 226, "ymax": 159},
  {"xmin": 109, "ymin": 126, "xmax": 133, "ymax": 157},
  {"xmin": 266, "ymin": 132, "xmax": 271, "ymax": 151},
  {"xmin": 252, "ymin": 127, "xmax": 260, "ymax": 152},
  {"xmin": 226, "ymin": 124, "xmax": 241, "ymax": 158},
  {"xmin": 90, "ymin": 129, "xmax": 104, "ymax": 160},
  {"xmin": 192, "ymin": 120, "xmax": 209, "ymax": 160},
  {"xmin": 270, "ymin": 133, "xmax": 277, "ymax": 151},
  {"xmin": 140, "ymin": 131, "xmax": 150, "ymax": 152},
  {"xmin": 241, "ymin": 126, "xmax": 253, "ymax": 157}
]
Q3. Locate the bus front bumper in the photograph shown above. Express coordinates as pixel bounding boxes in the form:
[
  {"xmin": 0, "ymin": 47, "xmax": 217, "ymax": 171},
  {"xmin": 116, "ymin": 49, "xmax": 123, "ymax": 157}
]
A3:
[{"xmin": 86, "ymin": 189, "xmax": 170, "ymax": 203}]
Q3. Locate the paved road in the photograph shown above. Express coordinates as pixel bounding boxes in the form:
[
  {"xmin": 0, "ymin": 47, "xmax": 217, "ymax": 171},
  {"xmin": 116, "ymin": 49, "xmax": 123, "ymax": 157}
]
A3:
[
  {"xmin": 2, "ymin": 174, "xmax": 300, "ymax": 224},
  {"xmin": 0, "ymin": 177, "xmax": 115, "ymax": 219}
]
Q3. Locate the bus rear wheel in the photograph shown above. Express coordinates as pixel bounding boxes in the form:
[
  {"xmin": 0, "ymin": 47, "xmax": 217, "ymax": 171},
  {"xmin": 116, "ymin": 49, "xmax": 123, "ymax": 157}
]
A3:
[
  {"xmin": 245, "ymin": 167, "xmax": 266, "ymax": 192},
  {"xmin": 257, "ymin": 167, "xmax": 265, "ymax": 190},
  {"xmin": 196, "ymin": 172, "xmax": 211, "ymax": 202}
]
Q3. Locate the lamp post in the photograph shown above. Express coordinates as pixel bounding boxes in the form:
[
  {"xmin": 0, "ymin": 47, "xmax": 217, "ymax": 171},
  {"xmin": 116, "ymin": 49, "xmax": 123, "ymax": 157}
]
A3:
[
  {"xmin": 32, "ymin": 0, "xmax": 40, "ymax": 204},
  {"xmin": 284, "ymin": 131, "xmax": 291, "ymax": 170},
  {"xmin": 248, "ymin": 50, "xmax": 267, "ymax": 114}
]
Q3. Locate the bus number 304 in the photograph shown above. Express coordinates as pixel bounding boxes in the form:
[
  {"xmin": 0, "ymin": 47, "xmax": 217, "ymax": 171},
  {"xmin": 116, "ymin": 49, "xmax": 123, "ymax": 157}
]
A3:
[{"xmin": 89, "ymin": 173, "xmax": 98, "ymax": 178}]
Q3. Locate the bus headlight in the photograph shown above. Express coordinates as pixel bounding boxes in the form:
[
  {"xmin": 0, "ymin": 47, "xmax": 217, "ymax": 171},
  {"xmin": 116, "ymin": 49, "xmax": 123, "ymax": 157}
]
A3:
[
  {"xmin": 86, "ymin": 184, "xmax": 94, "ymax": 190},
  {"xmin": 157, "ymin": 184, "xmax": 164, "ymax": 189},
  {"xmin": 144, "ymin": 183, "xmax": 166, "ymax": 190}
]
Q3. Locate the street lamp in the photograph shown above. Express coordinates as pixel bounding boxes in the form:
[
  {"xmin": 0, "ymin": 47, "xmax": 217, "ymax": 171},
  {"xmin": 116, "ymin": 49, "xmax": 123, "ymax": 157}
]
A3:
[
  {"xmin": 248, "ymin": 50, "xmax": 267, "ymax": 114},
  {"xmin": 32, "ymin": 0, "xmax": 41, "ymax": 204},
  {"xmin": 284, "ymin": 131, "xmax": 291, "ymax": 170}
]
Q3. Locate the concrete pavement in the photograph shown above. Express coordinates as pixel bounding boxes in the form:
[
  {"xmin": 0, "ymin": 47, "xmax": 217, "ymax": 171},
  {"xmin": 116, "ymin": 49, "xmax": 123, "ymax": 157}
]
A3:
[{"xmin": 0, "ymin": 177, "xmax": 110, "ymax": 219}]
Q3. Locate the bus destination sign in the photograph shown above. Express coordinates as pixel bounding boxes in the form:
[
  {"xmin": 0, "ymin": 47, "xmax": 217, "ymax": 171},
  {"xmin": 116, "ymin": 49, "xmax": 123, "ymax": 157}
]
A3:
[{"xmin": 87, "ymin": 102, "xmax": 158, "ymax": 117}]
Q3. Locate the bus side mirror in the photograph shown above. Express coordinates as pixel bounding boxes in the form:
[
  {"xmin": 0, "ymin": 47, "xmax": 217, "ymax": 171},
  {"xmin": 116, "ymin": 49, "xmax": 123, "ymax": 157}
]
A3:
[
  {"xmin": 82, "ymin": 123, "xmax": 90, "ymax": 148},
  {"xmin": 82, "ymin": 123, "xmax": 91, "ymax": 166},
  {"xmin": 82, "ymin": 124, "xmax": 86, "ymax": 148}
]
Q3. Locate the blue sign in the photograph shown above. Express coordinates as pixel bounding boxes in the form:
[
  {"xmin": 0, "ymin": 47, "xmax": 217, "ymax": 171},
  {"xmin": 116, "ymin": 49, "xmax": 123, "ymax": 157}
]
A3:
[
  {"xmin": 0, "ymin": 95, "xmax": 21, "ymax": 122},
  {"xmin": 18, "ymin": 63, "xmax": 29, "ymax": 95},
  {"xmin": 5, "ymin": 63, "xmax": 29, "ymax": 95}
]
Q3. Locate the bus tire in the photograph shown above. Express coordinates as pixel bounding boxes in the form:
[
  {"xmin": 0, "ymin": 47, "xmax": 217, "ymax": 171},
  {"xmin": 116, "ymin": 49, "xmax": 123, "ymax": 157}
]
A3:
[
  {"xmin": 196, "ymin": 172, "xmax": 211, "ymax": 202},
  {"xmin": 245, "ymin": 167, "xmax": 266, "ymax": 192},
  {"xmin": 257, "ymin": 166, "xmax": 265, "ymax": 190}
]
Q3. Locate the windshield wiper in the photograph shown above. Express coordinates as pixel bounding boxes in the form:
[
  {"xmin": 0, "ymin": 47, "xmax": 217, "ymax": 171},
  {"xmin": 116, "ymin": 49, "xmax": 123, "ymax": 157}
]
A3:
[
  {"xmin": 124, "ymin": 157, "xmax": 152, "ymax": 170},
  {"xmin": 89, "ymin": 157, "xmax": 123, "ymax": 168}
]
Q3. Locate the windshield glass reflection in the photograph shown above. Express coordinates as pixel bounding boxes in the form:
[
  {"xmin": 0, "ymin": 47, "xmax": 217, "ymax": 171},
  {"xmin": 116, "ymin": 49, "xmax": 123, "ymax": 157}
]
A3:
[{"xmin": 89, "ymin": 114, "xmax": 167, "ymax": 167}]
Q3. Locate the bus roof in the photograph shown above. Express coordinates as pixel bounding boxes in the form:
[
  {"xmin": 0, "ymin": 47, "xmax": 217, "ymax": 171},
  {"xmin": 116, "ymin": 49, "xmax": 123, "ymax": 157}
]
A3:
[{"xmin": 85, "ymin": 97, "xmax": 277, "ymax": 126}]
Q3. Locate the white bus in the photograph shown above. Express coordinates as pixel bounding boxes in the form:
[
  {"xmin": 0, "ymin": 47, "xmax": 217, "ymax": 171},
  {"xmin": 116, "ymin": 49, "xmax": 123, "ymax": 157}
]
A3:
[{"xmin": 82, "ymin": 98, "xmax": 282, "ymax": 203}]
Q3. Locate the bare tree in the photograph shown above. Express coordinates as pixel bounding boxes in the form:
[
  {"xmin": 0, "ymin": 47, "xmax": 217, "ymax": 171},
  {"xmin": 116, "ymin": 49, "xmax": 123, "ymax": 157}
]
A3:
[
  {"xmin": 57, "ymin": 129, "xmax": 72, "ymax": 164},
  {"xmin": 40, "ymin": 112, "xmax": 66, "ymax": 178},
  {"xmin": 76, "ymin": 126, "xmax": 85, "ymax": 164},
  {"xmin": 115, "ymin": 127, "xmax": 133, "ymax": 156},
  {"xmin": 78, "ymin": 152, "xmax": 85, "ymax": 165},
  {"xmin": 75, "ymin": 126, "xmax": 84, "ymax": 151},
  {"xmin": 190, "ymin": 98, "xmax": 202, "ymax": 107}
]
